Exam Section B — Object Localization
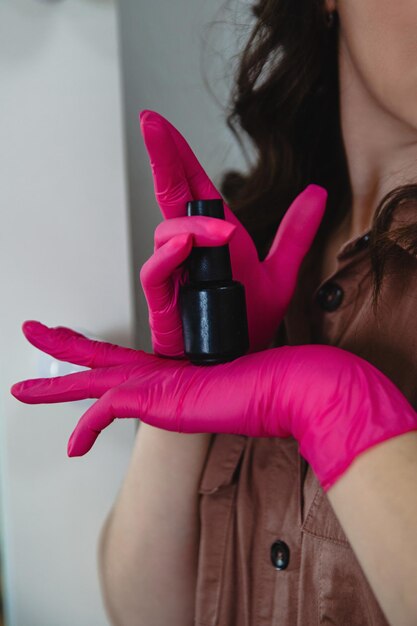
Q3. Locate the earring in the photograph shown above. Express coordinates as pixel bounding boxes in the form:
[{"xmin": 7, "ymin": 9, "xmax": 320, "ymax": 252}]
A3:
[{"xmin": 326, "ymin": 10, "xmax": 336, "ymax": 28}]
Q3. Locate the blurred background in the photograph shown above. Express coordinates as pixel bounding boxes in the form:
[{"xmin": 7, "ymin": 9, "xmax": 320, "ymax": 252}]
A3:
[{"xmin": 0, "ymin": 0, "xmax": 249, "ymax": 624}]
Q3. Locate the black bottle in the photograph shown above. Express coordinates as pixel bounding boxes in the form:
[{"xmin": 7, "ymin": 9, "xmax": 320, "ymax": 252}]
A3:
[{"xmin": 179, "ymin": 199, "xmax": 249, "ymax": 365}]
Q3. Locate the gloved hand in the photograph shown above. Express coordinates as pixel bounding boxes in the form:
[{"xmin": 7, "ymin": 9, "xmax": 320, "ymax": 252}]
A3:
[
  {"xmin": 10, "ymin": 320, "xmax": 417, "ymax": 493},
  {"xmin": 138, "ymin": 110, "xmax": 328, "ymax": 356}
]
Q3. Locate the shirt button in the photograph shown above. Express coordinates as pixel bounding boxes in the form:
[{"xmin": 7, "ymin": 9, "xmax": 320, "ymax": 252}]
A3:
[
  {"xmin": 316, "ymin": 281, "xmax": 344, "ymax": 311},
  {"xmin": 270, "ymin": 540, "xmax": 290, "ymax": 570},
  {"xmin": 354, "ymin": 233, "xmax": 370, "ymax": 251}
]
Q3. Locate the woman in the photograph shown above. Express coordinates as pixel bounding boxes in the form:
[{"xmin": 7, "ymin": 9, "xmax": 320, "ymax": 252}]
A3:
[{"xmin": 10, "ymin": 1, "xmax": 417, "ymax": 625}]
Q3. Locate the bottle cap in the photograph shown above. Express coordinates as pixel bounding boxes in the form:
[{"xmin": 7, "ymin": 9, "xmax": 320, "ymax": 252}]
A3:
[{"xmin": 186, "ymin": 199, "xmax": 232, "ymax": 282}]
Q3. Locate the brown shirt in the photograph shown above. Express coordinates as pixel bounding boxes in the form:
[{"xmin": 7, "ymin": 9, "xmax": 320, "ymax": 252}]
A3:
[{"xmin": 194, "ymin": 202, "xmax": 417, "ymax": 626}]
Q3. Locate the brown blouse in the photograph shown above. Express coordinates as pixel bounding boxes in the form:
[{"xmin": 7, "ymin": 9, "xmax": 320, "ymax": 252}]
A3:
[{"xmin": 194, "ymin": 202, "xmax": 417, "ymax": 626}]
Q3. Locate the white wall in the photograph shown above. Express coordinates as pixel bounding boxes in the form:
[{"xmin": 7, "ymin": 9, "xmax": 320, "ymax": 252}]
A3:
[
  {"xmin": 0, "ymin": 1, "xmax": 135, "ymax": 624},
  {"xmin": 0, "ymin": 0, "xmax": 251, "ymax": 624}
]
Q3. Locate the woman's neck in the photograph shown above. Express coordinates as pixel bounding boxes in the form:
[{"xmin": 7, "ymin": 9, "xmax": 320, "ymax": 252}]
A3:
[{"xmin": 338, "ymin": 34, "xmax": 417, "ymax": 240}]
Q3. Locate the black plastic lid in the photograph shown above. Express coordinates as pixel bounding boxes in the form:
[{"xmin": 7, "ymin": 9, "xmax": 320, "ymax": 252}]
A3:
[
  {"xmin": 187, "ymin": 198, "xmax": 225, "ymax": 219},
  {"xmin": 186, "ymin": 199, "xmax": 232, "ymax": 283}
]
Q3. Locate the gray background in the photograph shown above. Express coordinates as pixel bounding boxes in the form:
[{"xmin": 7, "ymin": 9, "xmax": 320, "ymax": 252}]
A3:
[{"xmin": 0, "ymin": 0, "xmax": 250, "ymax": 624}]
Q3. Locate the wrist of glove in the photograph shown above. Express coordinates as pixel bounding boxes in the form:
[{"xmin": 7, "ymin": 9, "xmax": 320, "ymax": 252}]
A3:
[
  {"xmin": 11, "ymin": 321, "xmax": 417, "ymax": 493},
  {"xmin": 280, "ymin": 345, "xmax": 417, "ymax": 491}
]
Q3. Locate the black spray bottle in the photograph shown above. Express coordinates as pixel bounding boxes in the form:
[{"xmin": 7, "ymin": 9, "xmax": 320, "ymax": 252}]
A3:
[{"xmin": 179, "ymin": 199, "xmax": 249, "ymax": 365}]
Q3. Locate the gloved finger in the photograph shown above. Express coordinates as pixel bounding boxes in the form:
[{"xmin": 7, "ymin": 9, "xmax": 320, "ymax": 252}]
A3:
[
  {"xmin": 140, "ymin": 110, "xmax": 253, "ymax": 259},
  {"xmin": 140, "ymin": 233, "xmax": 194, "ymax": 309},
  {"xmin": 67, "ymin": 386, "xmax": 141, "ymax": 457},
  {"xmin": 67, "ymin": 389, "xmax": 115, "ymax": 456},
  {"xmin": 153, "ymin": 111, "xmax": 220, "ymax": 201},
  {"xmin": 67, "ymin": 375, "xmax": 193, "ymax": 457},
  {"xmin": 262, "ymin": 184, "xmax": 328, "ymax": 294},
  {"xmin": 154, "ymin": 216, "xmax": 236, "ymax": 250},
  {"xmin": 19, "ymin": 320, "xmax": 143, "ymax": 369},
  {"xmin": 163, "ymin": 113, "xmax": 242, "ymax": 227},
  {"xmin": 139, "ymin": 110, "xmax": 191, "ymax": 219},
  {"xmin": 141, "ymin": 221, "xmax": 235, "ymax": 355},
  {"xmin": 10, "ymin": 368, "xmax": 96, "ymax": 403},
  {"xmin": 9, "ymin": 360, "xmax": 145, "ymax": 403}
]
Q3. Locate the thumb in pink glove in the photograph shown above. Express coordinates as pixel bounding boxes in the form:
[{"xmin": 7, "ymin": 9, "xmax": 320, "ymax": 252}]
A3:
[
  {"xmin": 138, "ymin": 110, "xmax": 328, "ymax": 357},
  {"xmin": 11, "ymin": 320, "xmax": 417, "ymax": 493}
]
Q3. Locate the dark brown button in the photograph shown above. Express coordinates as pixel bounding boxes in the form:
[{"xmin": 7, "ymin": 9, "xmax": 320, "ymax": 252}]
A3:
[
  {"xmin": 270, "ymin": 540, "xmax": 290, "ymax": 570},
  {"xmin": 354, "ymin": 233, "xmax": 370, "ymax": 251},
  {"xmin": 316, "ymin": 281, "xmax": 344, "ymax": 311}
]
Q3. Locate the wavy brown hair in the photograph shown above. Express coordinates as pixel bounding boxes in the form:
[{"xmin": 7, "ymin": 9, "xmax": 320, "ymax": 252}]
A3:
[{"xmin": 204, "ymin": 0, "xmax": 417, "ymax": 320}]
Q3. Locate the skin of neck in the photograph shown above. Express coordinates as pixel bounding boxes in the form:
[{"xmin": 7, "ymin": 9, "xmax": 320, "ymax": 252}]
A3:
[{"xmin": 337, "ymin": 30, "xmax": 417, "ymax": 240}]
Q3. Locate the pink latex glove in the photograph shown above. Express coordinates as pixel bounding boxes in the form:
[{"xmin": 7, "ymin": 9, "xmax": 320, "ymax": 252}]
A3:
[
  {"xmin": 138, "ymin": 110, "xmax": 328, "ymax": 356},
  {"xmin": 10, "ymin": 320, "xmax": 417, "ymax": 493}
]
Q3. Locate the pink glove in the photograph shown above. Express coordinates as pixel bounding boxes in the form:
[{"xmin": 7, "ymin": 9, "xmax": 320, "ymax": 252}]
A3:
[
  {"xmin": 10, "ymin": 320, "xmax": 417, "ymax": 493},
  {"xmin": 138, "ymin": 110, "xmax": 328, "ymax": 356}
]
